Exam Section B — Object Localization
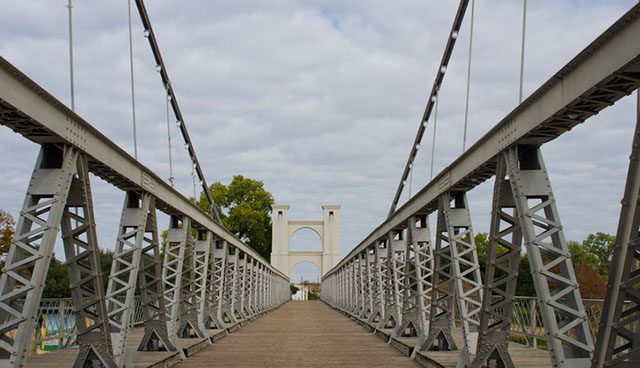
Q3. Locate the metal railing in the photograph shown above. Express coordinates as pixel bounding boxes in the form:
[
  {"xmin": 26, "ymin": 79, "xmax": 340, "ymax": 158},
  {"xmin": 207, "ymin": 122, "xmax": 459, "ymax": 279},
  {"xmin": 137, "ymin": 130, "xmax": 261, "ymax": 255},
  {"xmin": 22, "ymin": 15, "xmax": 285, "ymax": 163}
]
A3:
[{"xmin": 32, "ymin": 298, "xmax": 145, "ymax": 354}]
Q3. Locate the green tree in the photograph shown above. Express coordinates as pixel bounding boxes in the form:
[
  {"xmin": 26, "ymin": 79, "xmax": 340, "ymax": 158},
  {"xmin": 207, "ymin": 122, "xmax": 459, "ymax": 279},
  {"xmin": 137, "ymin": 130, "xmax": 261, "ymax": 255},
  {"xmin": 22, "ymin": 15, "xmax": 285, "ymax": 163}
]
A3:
[
  {"xmin": 43, "ymin": 255, "xmax": 70, "ymax": 298},
  {"xmin": 0, "ymin": 210, "xmax": 15, "ymax": 267},
  {"xmin": 196, "ymin": 175, "xmax": 274, "ymax": 261},
  {"xmin": 474, "ymin": 232, "xmax": 489, "ymax": 265},
  {"xmin": 516, "ymin": 254, "xmax": 536, "ymax": 296},
  {"xmin": 582, "ymin": 232, "xmax": 615, "ymax": 277},
  {"xmin": 568, "ymin": 240, "xmax": 598, "ymax": 270}
]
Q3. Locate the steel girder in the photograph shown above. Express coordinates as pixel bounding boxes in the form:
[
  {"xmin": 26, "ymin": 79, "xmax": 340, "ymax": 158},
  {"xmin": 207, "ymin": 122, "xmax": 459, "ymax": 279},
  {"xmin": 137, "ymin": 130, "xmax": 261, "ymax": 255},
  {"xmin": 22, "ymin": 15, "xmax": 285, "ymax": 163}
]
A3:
[
  {"xmin": 323, "ymin": 4, "xmax": 640, "ymax": 282},
  {"xmin": 0, "ymin": 144, "xmax": 115, "ymax": 368},
  {"xmin": 396, "ymin": 215, "xmax": 434, "ymax": 357}
]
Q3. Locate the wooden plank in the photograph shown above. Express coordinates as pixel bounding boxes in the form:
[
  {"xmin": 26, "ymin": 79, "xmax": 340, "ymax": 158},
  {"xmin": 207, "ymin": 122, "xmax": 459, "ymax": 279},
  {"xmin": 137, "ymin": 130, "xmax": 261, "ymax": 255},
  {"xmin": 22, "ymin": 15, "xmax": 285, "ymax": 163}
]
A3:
[
  {"xmin": 174, "ymin": 301, "xmax": 421, "ymax": 368},
  {"xmin": 24, "ymin": 328, "xmax": 181, "ymax": 368},
  {"xmin": 414, "ymin": 333, "xmax": 552, "ymax": 368}
]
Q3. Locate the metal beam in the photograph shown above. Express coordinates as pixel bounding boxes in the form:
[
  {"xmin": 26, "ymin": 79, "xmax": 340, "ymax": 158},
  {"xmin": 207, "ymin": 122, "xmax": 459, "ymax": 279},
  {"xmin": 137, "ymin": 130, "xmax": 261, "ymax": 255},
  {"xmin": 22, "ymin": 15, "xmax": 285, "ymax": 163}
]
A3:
[
  {"xmin": 325, "ymin": 3, "xmax": 640, "ymax": 279},
  {"xmin": 0, "ymin": 57, "xmax": 287, "ymax": 282}
]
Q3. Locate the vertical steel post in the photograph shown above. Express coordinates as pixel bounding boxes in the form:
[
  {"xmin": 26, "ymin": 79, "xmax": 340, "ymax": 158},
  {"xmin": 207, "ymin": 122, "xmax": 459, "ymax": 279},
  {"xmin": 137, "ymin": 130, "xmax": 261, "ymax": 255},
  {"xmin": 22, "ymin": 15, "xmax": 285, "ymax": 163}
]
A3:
[
  {"xmin": 424, "ymin": 196, "xmax": 458, "ymax": 352},
  {"xmin": 396, "ymin": 215, "xmax": 434, "ymax": 358},
  {"xmin": 377, "ymin": 230, "xmax": 406, "ymax": 331},
  {"xmin": 193, "ymin": 230, "xmax": 212, "ymax": 335},
  {"xmin": 136, "ymin": 197, "xmax": 175, "ymax": 353},
  {"xmin": 369, "ymin": 241, "xmax": 388, "ymax": 324},
  {"xmin": 471, "ymin": 150, "xmax": 521, "ymax": 368},
  {"xmin": 61, "ymin": 152, "xmax": 116, "ymax": 368},
  {"xmin": 592, "ymin": 93, "xmax": 640, "ymax": 368},
  {"xmin": 106, "ymin": 192, "xmax": 155, "ymax": 366},
  {"xmin": 440, "ymin": 191, "xmax": 483, "ymax": 365},
  {"xmin": 509, "ymin": 146, "xmax": 593, "ymax": 367}
]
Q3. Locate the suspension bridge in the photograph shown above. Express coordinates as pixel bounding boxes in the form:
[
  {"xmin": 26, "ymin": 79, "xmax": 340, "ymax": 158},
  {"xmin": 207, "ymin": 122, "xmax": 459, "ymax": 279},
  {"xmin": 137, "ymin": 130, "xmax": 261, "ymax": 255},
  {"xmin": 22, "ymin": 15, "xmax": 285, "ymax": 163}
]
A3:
[{"xmin": 0, "ymin": 0, "xmax": 639, "ymax": 367}]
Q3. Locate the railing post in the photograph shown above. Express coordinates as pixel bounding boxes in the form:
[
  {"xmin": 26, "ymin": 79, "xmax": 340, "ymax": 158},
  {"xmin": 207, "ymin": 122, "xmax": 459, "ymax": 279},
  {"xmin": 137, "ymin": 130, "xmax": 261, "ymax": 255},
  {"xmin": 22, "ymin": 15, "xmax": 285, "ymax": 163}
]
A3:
[{"xmin": 530, "ymin": 299, "xmax": 537, "ymax": 349}]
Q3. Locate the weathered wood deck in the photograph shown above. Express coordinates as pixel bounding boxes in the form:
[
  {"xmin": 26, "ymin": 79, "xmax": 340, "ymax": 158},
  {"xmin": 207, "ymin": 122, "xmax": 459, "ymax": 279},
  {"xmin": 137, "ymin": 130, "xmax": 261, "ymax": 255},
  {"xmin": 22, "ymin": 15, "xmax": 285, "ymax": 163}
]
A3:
[
  {"xmin": 24, "ymin": 325, "xmax": 234, "ymax": 367},
  {"xmin": 24, "ymin": 302, "xmax": 554, "ymax": 367},
  {"xmin": 175, "ymin": 301, "xmax": 421, "ymax": 367}
]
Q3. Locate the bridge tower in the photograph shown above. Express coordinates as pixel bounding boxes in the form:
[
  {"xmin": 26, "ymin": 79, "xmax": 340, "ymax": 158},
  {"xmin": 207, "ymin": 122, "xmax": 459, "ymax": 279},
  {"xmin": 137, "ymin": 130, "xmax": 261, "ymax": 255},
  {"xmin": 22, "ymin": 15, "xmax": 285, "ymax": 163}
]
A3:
[{"xmin": 270, "ymin": 204, "xmax": 341, "ymax": 277}]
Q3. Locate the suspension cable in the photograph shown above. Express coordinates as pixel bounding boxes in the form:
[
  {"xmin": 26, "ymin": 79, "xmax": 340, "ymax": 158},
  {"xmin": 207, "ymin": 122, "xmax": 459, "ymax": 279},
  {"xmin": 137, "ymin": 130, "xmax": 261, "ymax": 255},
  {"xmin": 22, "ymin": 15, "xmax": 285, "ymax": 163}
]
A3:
[
  {"xmin": 387, "ymin": 0, "xmax": 471, "ymax": 218},
  {"xmin": 134, "ymin": 0, "xmax": 221, "ymax": 222},
  {"xmin": 165, "ymin": 88, "xmax": 174, "ymax": 187},
  {"xmin": 430, "ymin": 91, "xmax": 439, "ymax": 181},
  {"xmin": 127, "ymin": 0, "xmax": 138, "ymax": 159},
  {"xmin": 66, "ymin": 0, "xmax": 75, "ymax": 111},
  {"xmin": 408, "ymin": 162, "xmax": 413, "ymax": 198},
  {"xmin": 519, "ymin": 0, "xmax": 527, "ymax": 103},
  {"xmin": 462, "ymin": 0, "xmax": 475, "ymax": 152}
]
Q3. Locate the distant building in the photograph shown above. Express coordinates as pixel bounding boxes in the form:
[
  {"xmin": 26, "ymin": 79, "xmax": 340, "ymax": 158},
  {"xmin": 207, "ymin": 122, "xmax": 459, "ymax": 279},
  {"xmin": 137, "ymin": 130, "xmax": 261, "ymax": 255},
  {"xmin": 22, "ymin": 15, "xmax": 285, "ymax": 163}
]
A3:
[{"xmin": 292, "ymin": 282, "xmax": 320, "ymax": 300}]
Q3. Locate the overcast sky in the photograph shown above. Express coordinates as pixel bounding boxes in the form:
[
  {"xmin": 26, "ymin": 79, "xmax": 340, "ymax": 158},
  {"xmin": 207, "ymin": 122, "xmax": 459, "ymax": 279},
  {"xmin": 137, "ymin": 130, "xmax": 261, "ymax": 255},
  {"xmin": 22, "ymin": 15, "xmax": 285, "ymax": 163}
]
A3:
[{"xmin": 1, "ymin": 0, "xmax": 638, "ymax": 282}]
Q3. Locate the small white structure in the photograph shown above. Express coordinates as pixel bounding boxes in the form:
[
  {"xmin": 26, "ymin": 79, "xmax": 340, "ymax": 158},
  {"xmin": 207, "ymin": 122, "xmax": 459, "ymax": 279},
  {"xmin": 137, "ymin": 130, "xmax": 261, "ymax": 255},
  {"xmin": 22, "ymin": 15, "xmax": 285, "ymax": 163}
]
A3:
[
  {"xmin": 270, "ymin": 204, "xmax": 341, "ymax": 277},
  {"xmin": 292, "ymin": 286, "xmax": 309, "ymax": 301}
]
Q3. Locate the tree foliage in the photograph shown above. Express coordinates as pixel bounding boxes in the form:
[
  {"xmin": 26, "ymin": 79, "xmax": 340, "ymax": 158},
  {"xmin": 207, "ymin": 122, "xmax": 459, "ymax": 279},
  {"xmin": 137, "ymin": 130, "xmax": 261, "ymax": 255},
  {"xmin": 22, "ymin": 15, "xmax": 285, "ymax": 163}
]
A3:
[
  {"xmin": 581, "ymin": 232, "xmax": 615, "ymax": 276},
  {"xmin": 196, "ymin": 175, "xmax": 274, "ymax": 261},
  {"xmin": 0, "ymin": 210, "xmax": 15, "ymax": 266},
  {"xmin": 574, "ymin": 262, "xmax": 606, "ymax": 299}
]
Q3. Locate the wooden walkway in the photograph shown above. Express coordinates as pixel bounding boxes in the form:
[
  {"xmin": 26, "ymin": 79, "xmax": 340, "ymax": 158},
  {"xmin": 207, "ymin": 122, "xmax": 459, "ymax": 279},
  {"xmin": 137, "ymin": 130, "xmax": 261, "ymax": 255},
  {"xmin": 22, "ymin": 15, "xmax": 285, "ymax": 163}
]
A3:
[
  {"xmin": 24, "ymin": 301, "xmax": 554, "ymax": 367},
  {"xmin": 176, "ymin": 301, "xmax": 421, "ymax": 367}
]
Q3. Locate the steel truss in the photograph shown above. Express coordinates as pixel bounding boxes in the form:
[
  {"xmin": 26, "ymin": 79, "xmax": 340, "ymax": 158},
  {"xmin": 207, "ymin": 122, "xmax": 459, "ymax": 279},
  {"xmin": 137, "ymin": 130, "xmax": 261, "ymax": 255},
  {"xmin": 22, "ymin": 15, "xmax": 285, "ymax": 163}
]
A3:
[
  {"xmin": 512, "ymin": 146, "xmax": 593, "ymax": 366},
  {"xmin": 204, "ymin": 240, "xmax": 227, "ymax": 329},
  {"xmin": 193, "ymin": 230, "xmax": 212, "ymax": 335},
  {"xmin": 106, "ymin": 192, "xmax": 175, "ymax": 367},
  {"xmin": 0, "ymin": 144, "xmax": 115, "ymax": 368},
  {"xmin": 378, "ymin": 231, "xmax": 406, "ymax": 331},
  {"xmin": 442, "ymin": 192, "xmax": 483, "ymax": 365},
  {"xmin": 362, "ymin": 246, "xmax": 376, "ymax": 320},
  {"xmin": 221, "ymin": 246, "xmax": 240, "ymax": 324},
  {"xmin": 592, "ymin": 94, "xmax": 640, "ymax": 368},
  {"xmin": 396, "ymin": 215, "xmax": 434, "ymax": 357},
  {"xmin": 136, "ymin": 197, "xmax": 175, "ymax": 354},
  {"xmin": 471, "ymin": 149, "xmax": 521, "ymax": 368},
  {"xmin": 235, "ymin": 255, "xmax": 248, "ymax": 320},
  {"xmin": 369, "ymin": 241, "xmax": 388, "ymax": 324}
]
